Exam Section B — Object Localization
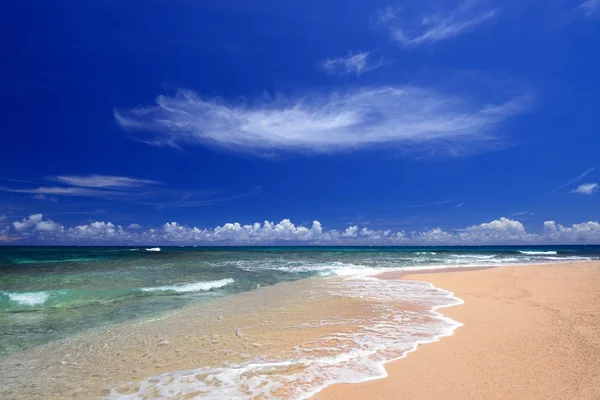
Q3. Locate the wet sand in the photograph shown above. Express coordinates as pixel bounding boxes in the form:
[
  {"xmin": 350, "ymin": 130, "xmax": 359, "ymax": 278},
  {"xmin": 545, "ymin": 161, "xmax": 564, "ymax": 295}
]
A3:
[
  {"xmin": 0, "ymin": 275, "xmax": 455, "ymax": 399},
  {"xmin": 317, "ymin": 261, "xmax": 600, "ymax": 400}
]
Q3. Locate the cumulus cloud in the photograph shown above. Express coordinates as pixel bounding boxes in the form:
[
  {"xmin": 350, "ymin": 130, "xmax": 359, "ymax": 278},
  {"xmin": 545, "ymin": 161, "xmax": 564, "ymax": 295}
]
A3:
[
  {"xmin": 342, "ymin": 226, "xmax": 359, "ymax": 237},
  {"xmin": 13, "ymin": 214, "xmax": 63, "ymax": 233},
  {"xmin": 572, "ymin": 183, "xmax": 598, "ymax": 195},
  {"xmin": 458, "ymin": 217, "xmax": 533, "ymax": 242},
  {"xmin": 544, "ymin": 221, "xmax": 600, "ymax": 243},
  {"xmin": 115, "ymin": 87, "xmax": 528, "ymax": 156},
  {"xmin": 127, "ymin": 223, "xmax": 143, "ymax": 229},
  {"xmin": 321, "ymin": 52, "xmax": 382, "ymax": 76},
  {"xmin": 376, "ymin": 1, "xmax": 497, "ymax": 47},
  {"xmin": 64, "ymin": 221, "xmax": 129, "ymax": 241},
  {"xmin": 51, "ymin": 175, "xmax": 159, "ymax": 188},
  {"xmin": 416, "ymin": 227, "xmax": 456, "ymax": 242},
  {"xmin": 4, "ymin": 214, "xmax": 600, "ymax": 245},
  {"xmin": 35, "ymin": 220, "xmax": 62, "ymax": 232},
  {"xmin": 13, "ymin": 214, "xmax": 43, "ymax": 231}
]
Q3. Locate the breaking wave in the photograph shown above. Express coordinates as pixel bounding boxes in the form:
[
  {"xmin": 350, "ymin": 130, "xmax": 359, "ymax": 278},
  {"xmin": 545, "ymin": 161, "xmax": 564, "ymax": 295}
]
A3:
[
  {"xmin": 518, "ymin": 250, "xmax": 558, "ymax": 255},
  {"xmin": 140, "ymin": 279, "xmax": 235, "ymax": 293}
]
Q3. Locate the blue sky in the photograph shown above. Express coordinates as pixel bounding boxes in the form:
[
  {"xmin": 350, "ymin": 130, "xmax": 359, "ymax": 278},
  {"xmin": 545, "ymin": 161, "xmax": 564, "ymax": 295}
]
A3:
[{"xmin": 0, "ymin": 0, "xmax": 599, "ymax": 244}]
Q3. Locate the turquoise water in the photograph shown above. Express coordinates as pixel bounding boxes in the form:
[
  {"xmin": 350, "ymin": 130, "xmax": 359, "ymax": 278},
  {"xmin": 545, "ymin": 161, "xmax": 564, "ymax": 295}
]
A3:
[{"xmin": 1, "ymin": 245, "xmax": 598, "ymax": 356}]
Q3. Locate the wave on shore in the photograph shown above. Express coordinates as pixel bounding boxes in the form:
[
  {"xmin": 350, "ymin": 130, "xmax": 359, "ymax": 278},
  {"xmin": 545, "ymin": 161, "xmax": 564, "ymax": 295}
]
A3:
[{"xmin": 111, "ymin": 270, "xmax": 463, "ymax": 399}]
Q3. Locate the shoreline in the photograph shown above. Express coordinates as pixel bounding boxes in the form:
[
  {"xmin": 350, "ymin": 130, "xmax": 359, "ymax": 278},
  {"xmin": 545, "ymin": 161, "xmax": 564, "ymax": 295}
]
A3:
[
  {"xmin": 0, "ymin": 272, "xmax": 460, "ymax": 399},
  {"xmin": 2, "ymin": 260, "xmax": 598, "ymax": 399},
  {"xmin": 316, "ymin": 260, "xmax": 600, "ymax": 400}
]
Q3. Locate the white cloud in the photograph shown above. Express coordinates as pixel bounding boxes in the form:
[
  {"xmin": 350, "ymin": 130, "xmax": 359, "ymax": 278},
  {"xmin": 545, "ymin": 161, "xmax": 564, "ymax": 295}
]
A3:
[
  {"xmin": 376, "ymin": 1, "xmax": 497, "ymax": 47},
  {"xmin": 342, "ymin": 226, "xmax": 359, "ymax": 237},
  {"xmin": 52, "ymin": 175, "xmax": 159, "ymax": 188},
  {"xmin": 13, "ymin": 214, "xmax": 63, "ymax": 233},
  {"xmin": 551, "ymin": 166, "xmax": 597, "ymax": 192},
  {"xmin": 13, "ymin": 214, "xmax": 43, "ymax": 231},
  {"xmin": 458, "ymin": 217, "xmax": 532, "ymax": 242},
  {"xmin": 35, "ymin": 220, "xmax": 61, "ymax": 232},
  {"xmin": 65, "ymin": 221, "xmax": 129, "ymax": 241},
  {"xmin": 5, "ymin": 214, "xmax": 600, "ymax": 245},
  {"xmin": 572, "ymin": 183, "xmax": 598, "ymax": 195},
  {"xmin": 127, "ymin": 223, "xmax": 143, "ymax": 229},
  {"xmin": 115, "ymin": 87, "xmax": 528, "ymax": 156},
  {"xmin": 544, "ymin": 221, "xmax": 600, "ymax": 243},
  {"xmin": 321, "ymin": 52, "xmax": 382, "ymax": 76}
]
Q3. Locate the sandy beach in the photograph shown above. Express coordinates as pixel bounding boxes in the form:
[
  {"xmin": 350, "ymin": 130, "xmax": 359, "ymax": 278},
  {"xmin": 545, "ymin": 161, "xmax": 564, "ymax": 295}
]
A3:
[
  {"xmin": 317, "ymin": 261, "xmax": 600, "ymax": 400},
  {"xmin": 2, "ymin": 260, "xmax": 599, "ymax": 399}
]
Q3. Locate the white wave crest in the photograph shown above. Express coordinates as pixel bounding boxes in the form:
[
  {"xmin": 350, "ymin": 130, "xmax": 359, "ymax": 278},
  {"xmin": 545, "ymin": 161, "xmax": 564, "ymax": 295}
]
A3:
[
  {"xmin": 4, "ymin": 291, "xmax": 50, "ymax": 306},
  {"xmin": 283, "ymin": 262, "xmax": 392, "ymax": 278},
  {"xmin": 140, "ymin": 278, "xmax": 234, "ymax": 293},
  {"xmin": 145, "ymin": 247, "xmax": 161, "ymax": 252},
  {"xmin": 518, "ymin": 251, "xmax": 558, "ymax": 255},
  {"xmin": 450, "ymin": 254, "xmax": 496, "ymax": 259}
]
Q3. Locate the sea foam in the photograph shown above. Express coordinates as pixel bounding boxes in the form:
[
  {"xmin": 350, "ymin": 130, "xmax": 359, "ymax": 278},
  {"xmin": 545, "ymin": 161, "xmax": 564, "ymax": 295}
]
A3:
[
  {"xmin": 3, "ymin": 291, "xmax": 51, "ymax": 306},
  {"xmin": 111, "ymin": 272, "xmax": 462, "ymax": 399},
  {"xmin": 140, "ymin": 278, "xmax": 234, "ymax": 293},
  {"xmin": 518, "ymin": 250, "xmax": 558, "ymax": 255}
]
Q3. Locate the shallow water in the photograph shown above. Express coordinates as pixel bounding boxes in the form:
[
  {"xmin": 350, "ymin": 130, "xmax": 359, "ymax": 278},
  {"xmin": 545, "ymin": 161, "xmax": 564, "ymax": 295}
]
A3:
[{"xmin": 1, "ymin": 246, "xmax": 598, "ymax": 398}]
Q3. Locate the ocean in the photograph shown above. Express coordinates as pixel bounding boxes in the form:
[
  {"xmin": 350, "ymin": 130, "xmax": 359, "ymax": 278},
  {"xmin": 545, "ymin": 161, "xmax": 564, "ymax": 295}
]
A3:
[{"xmin": 1, "ymin": 245, "xmax": 598, "ymax": 399}]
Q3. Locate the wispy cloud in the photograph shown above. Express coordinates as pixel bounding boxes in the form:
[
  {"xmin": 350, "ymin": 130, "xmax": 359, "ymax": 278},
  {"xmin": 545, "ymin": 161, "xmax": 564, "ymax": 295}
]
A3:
[
  {"xmin": 321, "ymin": 52, "xmax": 382, "ymax": 76},
  {"xmin": 1, "ymin": 174, "xmax": 160, "ymax": 199},
  {"xmin": 572, "ymin": 183, "xmax": 598, "ymax": 195},
  {"xmin": 511, "ymin": 211, "xmax": 534, "ymax": 217},
  {"xmin": 1, "ymin": 186, "xmax": 114, "ymax": 197},
  {"xmin": 51, "ymin": 174, "xmax": 159, "ymax": 188},
  {"xmin": 32, "ymin": 194, "xmax": 58, "ymax": 202},
  {"xmin": 137, "ymin": 187, "xmax": 262, "ymax": 209},
  {"xmin": 407, "ymin": 199, "xmax": 455, "ymax": 208},
  {"xmin": 376, "ymin": 1, "xmax": 497, "ymax": 47},
  {"xmin": 115, "ymin": 87, "xmax": 529, "ymax": 156},
  {"xmin": 551, "ymin": 166, "xmax": 597, "ymax": 192},
  {"xmin": 580, "ymin": 0, "xmax": 599, "ymax": 16},
  {"xmin": 0, "ymin": 174, "xmax": 260, "ymax": 209}
]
